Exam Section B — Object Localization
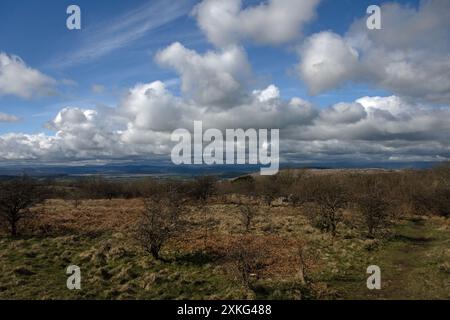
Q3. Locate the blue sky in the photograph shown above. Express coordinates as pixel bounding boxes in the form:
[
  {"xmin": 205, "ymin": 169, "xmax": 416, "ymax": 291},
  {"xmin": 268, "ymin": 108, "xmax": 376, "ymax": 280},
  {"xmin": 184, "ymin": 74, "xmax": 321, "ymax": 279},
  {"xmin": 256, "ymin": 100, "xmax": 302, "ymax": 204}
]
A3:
[
  {"xmin": 1, "ymin": 0, "xmax": 448, "ymax": 166},
  {"xmin": 0, "ymin": 0, "xmax": 418, "ymax": 135}
]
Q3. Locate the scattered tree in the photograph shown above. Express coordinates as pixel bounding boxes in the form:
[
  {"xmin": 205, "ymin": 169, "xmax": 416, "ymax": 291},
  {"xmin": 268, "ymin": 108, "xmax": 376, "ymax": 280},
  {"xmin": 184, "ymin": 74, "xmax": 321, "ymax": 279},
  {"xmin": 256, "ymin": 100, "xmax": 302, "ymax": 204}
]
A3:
[
  {"xmin": 0, "ymin": 177, "xmax": 46, "ymax": 237},
  {"xmin": 305, "ymin": 177, "xmax": 349, "ymax": 237},
  {"xmin": 357, "ymin": 192, "xmax": 391, "ymax": 238},
  {"xmin": 228, "ymin": 236, "xmax": 268, "ymax": 290},
  {"xmin": 256, "ymin": 176, "xmax": 281, "ymax": 206},
  {"xmin": 238, "ymin": 204, "xmax": 257, "ymax": 233},
  {"xmin": 189, "ymin": 176, "xmax": 217, "ymax": 203},
  {"xmin": 136, "ymin": 190, "xmax": 186, "ymax": 260}
]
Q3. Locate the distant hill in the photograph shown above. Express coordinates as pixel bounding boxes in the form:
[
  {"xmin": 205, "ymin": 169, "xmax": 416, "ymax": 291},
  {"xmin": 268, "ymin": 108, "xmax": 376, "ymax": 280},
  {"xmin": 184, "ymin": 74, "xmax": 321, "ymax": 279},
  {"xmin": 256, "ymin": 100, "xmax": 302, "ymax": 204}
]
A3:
[{"xmin": 0, "ymin": 160, "xmax": 437, "ymax": 180}]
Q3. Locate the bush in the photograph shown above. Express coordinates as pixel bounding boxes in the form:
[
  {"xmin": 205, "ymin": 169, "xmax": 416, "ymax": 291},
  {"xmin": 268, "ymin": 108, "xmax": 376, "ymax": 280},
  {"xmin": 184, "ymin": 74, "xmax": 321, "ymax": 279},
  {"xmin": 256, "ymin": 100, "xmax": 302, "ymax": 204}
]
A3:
[
  {"xmin": 188, "ymin": 176, "xmax": 217, "ymax": 203},
  {"xmin": 238, "ymin": 204, "xmax": 257, "ymax": 233},
  {"xmin": 136, "ymin": 190, "xmax": 186, "ymax": 260},
  {"xmin": 356, "ymin": 193, "xmax": 391, "ymax": 238},
  {"xmin": 228, "ymin": 236, "xmax": 269, "ymax": 289},
  {"xmin": 304, "ymin": 176, "xmax": 349, "ymax": 236},
  {"xmin": 0, "ymin": 177, "xmax": 46, "ymax": 237}
]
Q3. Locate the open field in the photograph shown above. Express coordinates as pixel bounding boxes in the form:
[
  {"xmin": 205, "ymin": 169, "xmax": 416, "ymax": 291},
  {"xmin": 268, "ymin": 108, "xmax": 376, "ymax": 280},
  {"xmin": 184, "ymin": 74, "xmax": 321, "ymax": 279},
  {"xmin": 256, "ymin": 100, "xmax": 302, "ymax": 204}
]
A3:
[{"xmin": 0, "ymin": 167, "xmax": 449, "ymax": 300}]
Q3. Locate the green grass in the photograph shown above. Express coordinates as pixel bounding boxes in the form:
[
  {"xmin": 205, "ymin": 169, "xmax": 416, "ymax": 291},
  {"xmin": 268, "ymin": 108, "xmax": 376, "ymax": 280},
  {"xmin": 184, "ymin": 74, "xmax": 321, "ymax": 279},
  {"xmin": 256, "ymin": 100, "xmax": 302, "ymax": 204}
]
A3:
[
  {"xmin": 0, "ymin": 216, "xmax": 448, "ymax": 300},
  {"xmin": 324, "ymin": 217, "xmax": 450, "ymax": 300},
  {"xmin": 0, "ymin": 234, "xmax": 245, "ymax": 300}
]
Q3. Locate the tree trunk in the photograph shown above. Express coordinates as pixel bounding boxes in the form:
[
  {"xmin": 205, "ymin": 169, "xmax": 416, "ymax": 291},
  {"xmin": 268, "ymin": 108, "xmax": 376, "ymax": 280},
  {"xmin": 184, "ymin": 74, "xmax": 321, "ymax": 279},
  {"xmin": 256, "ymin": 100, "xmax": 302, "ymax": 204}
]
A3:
[
  {"xmin": 11, "ymin": 222, "xmax": 17, "ymax": 237},
  {"xmin": 150, "ymin": 245, "xmax": 160, "ymax": 260}
]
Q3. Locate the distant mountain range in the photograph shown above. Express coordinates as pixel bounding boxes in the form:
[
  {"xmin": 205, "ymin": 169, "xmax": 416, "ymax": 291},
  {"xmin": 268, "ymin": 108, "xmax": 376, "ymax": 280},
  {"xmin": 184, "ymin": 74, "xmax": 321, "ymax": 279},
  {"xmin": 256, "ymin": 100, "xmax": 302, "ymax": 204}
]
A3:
[{"xmin": 0, "ymin": 159, "xmax": 439, "ymax": 180}]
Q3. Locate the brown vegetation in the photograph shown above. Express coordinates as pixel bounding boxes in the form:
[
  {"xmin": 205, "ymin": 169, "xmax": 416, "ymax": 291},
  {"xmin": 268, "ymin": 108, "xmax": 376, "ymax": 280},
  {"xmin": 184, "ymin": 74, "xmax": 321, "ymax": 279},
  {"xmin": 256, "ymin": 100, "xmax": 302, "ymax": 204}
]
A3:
[{"xmin": 0, "ymin": 163, "xmax": 449, "ymax": 299}]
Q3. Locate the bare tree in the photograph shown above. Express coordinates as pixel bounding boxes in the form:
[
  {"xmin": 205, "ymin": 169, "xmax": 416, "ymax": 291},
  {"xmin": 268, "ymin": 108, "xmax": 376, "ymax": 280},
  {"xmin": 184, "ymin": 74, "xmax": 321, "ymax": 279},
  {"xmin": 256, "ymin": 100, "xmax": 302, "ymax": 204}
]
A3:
[
  {"xmin": 357, "ymin": 193, "xmax": 390, "ymax": 238},
  {"xmin": 350, "ymin": 175, "xmax": 392, "ymax": 238},
  {"xmin": 238, "ymin": 204, "xmax": 257, "ymax": 233},
  {"xmin": 228, "ymin": 236, "xmax": 268, "ymax": 290},
  {"xmin": 189, "ymin": 176, "xmax": 216, "ymax": 202},
  {"xmin": 305, "ymin": 177, "xmax": 349, "ymax": 237},
  {"xmin": 0, "ymin": 177, "xmax": 46, "ymax": 237},
  {"xmin": 68, "ymin": 187, "xmax": 84, "ymax": 209},
  {"xmin": 256, "ymin": 176, "xmax": 280, "ymax": 206},
  {"xmin": 136, "ymin": 190, "xmax": 186, "ymax": 260}
]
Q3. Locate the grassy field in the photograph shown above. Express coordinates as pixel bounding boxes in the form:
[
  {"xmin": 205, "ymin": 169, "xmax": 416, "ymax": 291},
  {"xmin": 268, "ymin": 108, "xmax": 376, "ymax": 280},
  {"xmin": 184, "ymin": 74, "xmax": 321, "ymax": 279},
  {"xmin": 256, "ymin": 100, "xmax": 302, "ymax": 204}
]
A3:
[{"xmin": 0, "ymin": 197, "xmax": 448, "ymax": 300}]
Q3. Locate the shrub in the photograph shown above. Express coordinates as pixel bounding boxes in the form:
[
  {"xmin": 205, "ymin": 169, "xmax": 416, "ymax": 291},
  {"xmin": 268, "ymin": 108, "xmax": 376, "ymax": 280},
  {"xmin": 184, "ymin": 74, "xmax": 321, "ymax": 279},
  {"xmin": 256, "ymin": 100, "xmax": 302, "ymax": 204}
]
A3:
[
  {"xmin": 228, "ymin": 236, "xmax": 269, "ymax": 289},
  {"xmin": 238, "ymin": 204, "xmax": 257, "ymax": 233},
  {"xmin": 356, "ymin": 193, "xmax": 391, "ymax": 238},
  {"xmin": 136, "ymin": 190, "xmax": 186, "ymax": 260},
  {"xmin": 189, "ymin": 176, "xmax": 217, "ymax": 203},
  {"xmin": 304, "ymin": 176, "xmax": 349, "ymax": 237},
  {"xmin": 0, "ymin": 177, "xmax": 46, "ymax": 237}
]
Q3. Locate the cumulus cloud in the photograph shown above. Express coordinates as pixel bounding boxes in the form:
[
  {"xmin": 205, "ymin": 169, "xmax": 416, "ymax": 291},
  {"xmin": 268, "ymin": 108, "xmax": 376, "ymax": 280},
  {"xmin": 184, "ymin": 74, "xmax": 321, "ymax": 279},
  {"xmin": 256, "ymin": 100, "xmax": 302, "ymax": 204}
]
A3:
[
  {"xmin": 156, "ymin": 42, "xmax": 251, "ymax": 107},
  {"xmin": 193, "ymin": 0, "xmax": 320, "ymax": 47},
  {"xmin": 289, "ymin": 96, "xmax": 450, "ymax": 144},
  {"xmin": 318, "ymin": 102, "xmax": 367, "ymax": 125},
  {"xmin": 298, "ymin": 0, "xmax": 450, "ymax": 103},
  {"xmin": 1, "ymin": 0, "xmax": 449, "ymax": 166},
  {"xmin": 0, "ymin": 52, "xmax": 56, "ymax": 99},
  {"xmin": 0, "ymin": 80, "xmax": 312, "ymax": 160},
  {"xmin": 118, "ymin": 81, "xmax": 189, "ymax": 139},
  {"xmin": 0, "ymin": 112, "xmax": 19, "ymax": 123},
  {"xmin": 298, "ymin": 32, "xmax": 360, "ymax": 95},
  {"xmin": 1, "ymin": 87, "xmax": 449, "ymax": 164},
  {"xmin": 117, "ymin": 82, "xmax": 316, "ymax": 136}
]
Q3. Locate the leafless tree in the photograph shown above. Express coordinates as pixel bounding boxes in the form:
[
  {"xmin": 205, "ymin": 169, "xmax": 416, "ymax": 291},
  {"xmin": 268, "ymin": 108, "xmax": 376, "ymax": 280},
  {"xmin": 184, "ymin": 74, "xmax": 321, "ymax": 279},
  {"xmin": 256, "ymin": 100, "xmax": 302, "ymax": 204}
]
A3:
[
  {"xmin": 189, "ymin": 176, "xmax": 217, "ymax": 203},
  {"xmin": 238, "ymin": 204, "xmax": 257, "ymax": 233},
  {"xmin": 357, "ymin": 193, "xmax": 391, "ymax": 238},
  {"xmin": 228, "ymin": 236, "xmax": 268, "ymax": 289},
  {"xmin": 256, "ymin": 176, "xmax": 281, "ymax": 206},
  {"xmin": 0, "ymin": 177, "xmax": 46, "ymax": 237},
  {"xmin": 136, "ymin": 190, "xmax": 186, "ymax": 260},
  {"xmin": 305, "ymin": 177, "xmax": 349, "ymax": 237}
]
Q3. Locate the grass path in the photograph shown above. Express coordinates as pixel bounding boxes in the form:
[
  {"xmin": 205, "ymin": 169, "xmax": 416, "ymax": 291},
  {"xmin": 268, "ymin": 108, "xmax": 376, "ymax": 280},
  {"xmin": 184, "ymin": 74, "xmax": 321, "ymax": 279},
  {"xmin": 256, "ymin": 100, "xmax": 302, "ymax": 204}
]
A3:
[{"xmin": 343, "ymin": 217, "xmax": 450, "ymax": 300}]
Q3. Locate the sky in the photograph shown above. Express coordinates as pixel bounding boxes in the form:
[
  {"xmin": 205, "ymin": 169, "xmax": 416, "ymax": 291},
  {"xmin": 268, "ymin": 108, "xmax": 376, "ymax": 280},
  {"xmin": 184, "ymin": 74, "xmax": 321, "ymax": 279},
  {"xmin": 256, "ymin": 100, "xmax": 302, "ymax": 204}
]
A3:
[{"xmin": 0, "ymin": 0, "xmax": 449, "ymax": 167}]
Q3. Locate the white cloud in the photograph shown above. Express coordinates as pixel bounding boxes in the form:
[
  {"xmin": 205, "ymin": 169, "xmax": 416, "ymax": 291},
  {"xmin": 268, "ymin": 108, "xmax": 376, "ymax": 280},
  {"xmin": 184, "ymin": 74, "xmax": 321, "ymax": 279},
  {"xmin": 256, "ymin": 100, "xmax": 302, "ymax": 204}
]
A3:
[
  {"xmin": 193, "ymin": 0, "xmax": 320, "ymax": 47},
  {"xmin": 1, "ymin": 0, "xmax": 449, "ymax": 166},
  {"xmin": 291, "ymin": 96, "xmax": 450, "ymax": 143},
  {"xmin": 0, "ymin": 52, "xmax": 56, "ymax": 99},
  {"xmin": 1, "ymin": 86, "xmax": 449, "ymax": 164},
  {"xmin": 253, "ymin": 85, "xmax": 280, "ymax": 102},
  {"xmin": 119, "ymin": 81, "xmax": 188, "ymax": 134},
  {"xmin": 156, "ymin": 42, "xmax": 251, "ymax": 107},
  {"xmin": 51, "ymin": 0, "xmax": 195, "ymax": 68},
  {"xmin": 0, "ymin": 112, "xmax": 19, "ymax": 123},
  {"xmin": 298, "ymin": 32, "xmax": 360, "ymax": 95},
  {"xmin": 298, "ymin": 0, "xmax": 450, "ymax": 103},
  {"xmin": 91, "ymin": 84, "xmax": 105, "ymax": 94},
  {"xmin": 318, "ymin": 102, "xmax": 367, "ymax": 125}
]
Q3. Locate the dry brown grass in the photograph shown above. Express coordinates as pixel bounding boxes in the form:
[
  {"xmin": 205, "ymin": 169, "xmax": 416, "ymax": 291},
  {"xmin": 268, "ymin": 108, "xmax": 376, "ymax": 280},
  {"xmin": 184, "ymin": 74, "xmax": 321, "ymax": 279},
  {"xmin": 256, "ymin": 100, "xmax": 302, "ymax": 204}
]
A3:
[
  {"xmin": 25, "ymin": 197, "xmax": 324, "ymax": 281},
  {"xmin": 29, "ymin": 199, "xmax": 143, "ymax": 236}
]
